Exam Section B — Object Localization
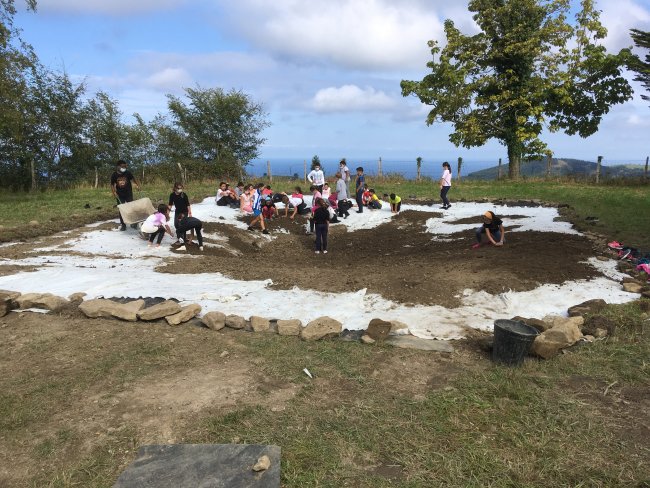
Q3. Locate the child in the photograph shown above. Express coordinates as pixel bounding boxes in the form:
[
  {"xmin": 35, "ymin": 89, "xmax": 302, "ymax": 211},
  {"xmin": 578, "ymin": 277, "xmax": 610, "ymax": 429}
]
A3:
[
  {"xmin": 216, "ymin": 181, "xmax": 238, "ymax": 207},
  {"xmin": 240, "ymin": 185, "xmax": 253, "ymax": 213},
  {"xmin": 248, "ymin": 185, "xmax": 269, "ymax": 234},
  {"xmin": 313, "ymin": 198, "xmax": 330, "ymax": 254},
  {"xmin": 281, "ymin": 187, "xmax": 308, "ymax": 219},
  {"xmin": 367, "ymin": 189, "xmax": 382, "ymax": 209},
  {"xmin": 321, "ymin": 183, "xmax": 331, "ymax": 199},
  {"xmin": 175, "ymin": 213, "xmax": 204, "ymax": 251},
  {"xmin": 262, "ymin": 185, "xmax": 273, "ymax": 197},
  {"xmin": 473, "ymin": 211, "xmax": 505, "ymax": 248},
  {"xmin": 141, "ymin": 204, "xmax": 174, "ymax": 247},
  {"xmin": 388, "ymin": 193, "xmax": 402, "ymax": 213},
  {"xmin": 168, "ymin": 182, "xmax": 191, "ymax": 230},
  {"xmin": 355, "ymin": 166, "xmax": 365, "ymax": 213},
  {"xmin": 308, "ymin": 185, "xmax": 322, "ymax": 234},
  {"xmin": 262, "ymin": 197, "xmax": 277, "ymax": 221},
  {"xmin": 234, "ymin": 181, "xmax": 245, "ymax": 199},
  {"xmin": 361, "ymin": 184, "xmax": 371, "ymax": 207},
  {"xmin": 440, "ymin": 161, "xmax": 452, "ymax": 209}
]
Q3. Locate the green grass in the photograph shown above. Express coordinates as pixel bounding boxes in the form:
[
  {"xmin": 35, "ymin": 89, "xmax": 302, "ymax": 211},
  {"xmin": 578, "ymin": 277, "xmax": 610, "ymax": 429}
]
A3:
[{"xmin": 1, "ymin": 177, "xmax": 648, "ymax": 247}]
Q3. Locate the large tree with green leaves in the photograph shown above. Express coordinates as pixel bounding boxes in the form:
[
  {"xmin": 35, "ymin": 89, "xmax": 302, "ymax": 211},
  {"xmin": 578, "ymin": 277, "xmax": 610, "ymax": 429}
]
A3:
[
  {"xmin": 401, "ymin": 0, "xmax": 632, "ymax": 179},
  {"xmin": 167, "ymin": 86, "xmax": 270, "ymax": 175},
  {"xmin": 629, "ymin": 28, "xmax": 650, "ymax": 105}
]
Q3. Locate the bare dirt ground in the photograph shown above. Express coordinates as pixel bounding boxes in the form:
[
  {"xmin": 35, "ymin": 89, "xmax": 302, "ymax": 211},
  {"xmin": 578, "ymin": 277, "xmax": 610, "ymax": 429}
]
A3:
[{"xmin": 159, "ymin": 209, "xmax": 600, "ymax": 307}]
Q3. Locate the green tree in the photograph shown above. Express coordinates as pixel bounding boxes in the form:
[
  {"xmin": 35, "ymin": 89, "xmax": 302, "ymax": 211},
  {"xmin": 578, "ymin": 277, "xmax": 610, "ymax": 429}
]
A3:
[
  {"xmin": 167, "ymin": 86, "xmax": 270, "ymax": 175},
  {"xmin": 629, "ymin": 28, "xmax": 650, "ymax": 105},
  {"xmin": 401, "ymin": 0, "xmax": 632, "ymax": 179},
  {"xmin": 0, "ymin": 0, "xmax": 37, "ymax": 189},
  {"xmin": 311, "ymin": 154, "xmax": 320, "ymax": 170}
]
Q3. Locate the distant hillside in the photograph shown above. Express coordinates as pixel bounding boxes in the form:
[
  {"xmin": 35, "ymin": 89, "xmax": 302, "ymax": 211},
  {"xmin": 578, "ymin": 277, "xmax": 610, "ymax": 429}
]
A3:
[{"xmin": 466, "ymin": 158, "xmax": 647, "ymax": 180}]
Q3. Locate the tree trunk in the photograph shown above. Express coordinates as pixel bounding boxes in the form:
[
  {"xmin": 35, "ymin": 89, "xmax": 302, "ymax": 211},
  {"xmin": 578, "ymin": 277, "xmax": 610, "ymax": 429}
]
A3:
[
  {"xmin": 508, "ymin": 145, "xmax": 521, "ymax": 180},
  {"xmin": 94, "ymin": 167, "xmax": 99, "ymax": 188},
  {"xmin": 498, "ymin": 158, "xmax": 502, "ymax": 180},
  {"xmin": 30, "ymin": 159, "xmax": 36, "ymax": 191}
]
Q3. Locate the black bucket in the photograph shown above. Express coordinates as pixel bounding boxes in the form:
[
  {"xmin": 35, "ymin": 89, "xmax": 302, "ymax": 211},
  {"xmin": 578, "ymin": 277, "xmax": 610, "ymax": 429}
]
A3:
[{"xmin": 492, "ymin": 319, "xmax": 539, "ymax": 366}]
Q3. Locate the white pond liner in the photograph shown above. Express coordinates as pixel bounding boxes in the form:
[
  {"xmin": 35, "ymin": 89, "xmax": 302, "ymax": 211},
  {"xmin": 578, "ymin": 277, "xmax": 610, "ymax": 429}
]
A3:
[{"xmin": 0, "ymin": 198, "xmax": 637, "ymax": 339}]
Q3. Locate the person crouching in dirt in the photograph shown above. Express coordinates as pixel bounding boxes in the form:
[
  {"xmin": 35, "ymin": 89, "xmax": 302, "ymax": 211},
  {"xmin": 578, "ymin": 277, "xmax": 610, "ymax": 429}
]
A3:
[
  {"xmin": 141, "ymin": 204, "xmax": 174, "ymax": 248},
  {"xmin": 175, "ymin": 213, "xmax": 204, "ymax": 251},
  {"xmin": 473, "ymin": 211, "xmax": 505, "ymax": 249},
  {"xmin": 388, "ymin": 193, "xmax": 402, "ymax": 213},
  {"xmin": 262, "ymin": 197, "xmax": 277, "ymax": 222}
]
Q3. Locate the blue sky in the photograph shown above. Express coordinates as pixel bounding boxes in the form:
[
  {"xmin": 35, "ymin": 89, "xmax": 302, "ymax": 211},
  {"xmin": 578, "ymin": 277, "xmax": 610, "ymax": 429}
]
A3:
[{"xmin": 14, "ymin": 0, "xmax": 650, "ymax": 166}]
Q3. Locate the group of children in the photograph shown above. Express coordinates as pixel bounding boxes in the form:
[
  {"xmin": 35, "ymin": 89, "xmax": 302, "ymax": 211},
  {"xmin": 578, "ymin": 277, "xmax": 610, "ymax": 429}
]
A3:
[{"xmin": 135, "ymin": 167, "xmax": 505, "ymax": 253}]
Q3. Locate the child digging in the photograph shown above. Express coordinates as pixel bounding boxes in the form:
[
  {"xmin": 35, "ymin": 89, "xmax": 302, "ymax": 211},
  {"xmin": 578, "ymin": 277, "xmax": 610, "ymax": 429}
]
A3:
[
  {"xmin": 473, "ymin": 211, "xmax": 505, "ymax": 248},
  {"xmin": 141, "ymin": 204, "xmax": 174, "ymax": 248}
]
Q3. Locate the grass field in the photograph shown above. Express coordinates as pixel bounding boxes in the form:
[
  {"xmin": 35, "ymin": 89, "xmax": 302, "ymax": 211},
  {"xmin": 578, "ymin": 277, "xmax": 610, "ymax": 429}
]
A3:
[{"xmin": 1, "ymin": 177, "xmax": 648, "ymax": 248}]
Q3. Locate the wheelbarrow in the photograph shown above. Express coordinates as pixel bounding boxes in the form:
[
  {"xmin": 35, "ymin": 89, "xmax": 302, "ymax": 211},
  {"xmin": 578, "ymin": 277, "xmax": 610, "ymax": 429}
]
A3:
[{"xmin": 117, "ymin": 198, "xmax": 156, "ymax": 226}]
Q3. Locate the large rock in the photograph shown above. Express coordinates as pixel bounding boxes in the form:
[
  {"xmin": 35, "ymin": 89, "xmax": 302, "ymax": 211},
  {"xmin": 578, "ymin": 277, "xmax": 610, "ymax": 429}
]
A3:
[
  {"xmin": 389, "ymin": 320, "xmax": 409, "ymax": 334},
  {"xmin": 300, "ymin": 316, "xmax": 342, "ymax": 341},
  {"xmin": 166, "ymin": 304, "xmax": 202, "ymax": 326},
  {"xmin": 14, "ymin": 292, "xmax": 69, "ymax": 311},
  {"xmin": 567, "ymin": 299, "xmax": 607, "ymax": 317},
  {"xmin": 531, "ymin": 319, "xmax": 583, "ymax": 359},
  {"xmin": 137, "ymin": 300, "xmax": 182, "ymax": 321},
  {"xmin": 277, "ymin": 319, "xmax": 302, "ymax": 336},
  {"xmin": 512, "ymin": 316, "xmax": 549, "ymax": 333},
  {"xmin": 225, "ymin": 314, "xmax": 246, "ymax": 330},
  {"xmin": 202, "ymin": 311, "xmax": 226, "ymax": 330},
  {"xmin": 542, "ymin": 315, "xmax": 584, "ymax": 330},
  {"xmin": 68, "ymin": 292, "xmax": 87, "ymax": 302},
  {"xmin": 623, "ymin": 282, "xmax": 644, "ymax": 294},
  {"xmin": 79, "ymin": 298, "xmax": 145, "ymax": 321},
  {"xmin": 250, "ymin": 315, "xmax": 271, "ymax": 333},
  {"xmin": 0, "ymin": 290, "xmax": 20, "ymax": 317},
  {"xmin": 365, "ymin": 318, "xmax": 392, "ymax": 341}
]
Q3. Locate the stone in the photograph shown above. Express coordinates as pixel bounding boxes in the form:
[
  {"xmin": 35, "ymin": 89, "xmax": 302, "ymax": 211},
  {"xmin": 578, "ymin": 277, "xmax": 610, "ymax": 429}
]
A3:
[
  {"xmin": 202, "ymin": 311, "xmax": 227, "ymax": 330},
  {"xmin": 389, "ymin": 320, "xmax": 409, "ymax": 333},
  {"xmin": 226, "ymin": 314, "xmax": 247, "ymax": 330},
  {"xmin": 623, "ymin": 282, "xmax": 644, "ymax": 294},
  {"xmin": 14, "ymin": 292, "xmax": 69, "ymax": 311},
  {"xmin": 166, "ymin": 304, "xmax": 202, "ymax": 326},
  {"xmin": 385, "ymin": 335, "xmax": 455, "ymax": 353},
  {"xmin": 594, "ymin": 328, "xmax": 608, "ymax": 339},
  {"xmin": 511, "ymin": 316, "xmax": 549, "ymax": 333},
  {"xmin": 252, "ymin": 455, "xmax": 271, "ymax": 472},
  {"xmin": 300, "ymin": 316, "xmax": 342, "ymax": 341},
  {"xmin": 137, "ymin": 300, "xmax": 182, "ymax": 321},
  {"xmin": 531, "ymin": 320, "xmax": 583, "ymax": 359},
  {"xmin": 250, "ymin": 315, "xmax": 271, "ymax": 333},
  {"xmin": 643, "ymin": 291, "xmax": 650, "ymax": 299},
  {"xmin": 365, "ymin": 318, "xmax": 392, "ymax": 341},
  {"xmin": 360, "ymin": 334, "xmax": 375, "ymax": 344},
  {"xmin": 68, "ymin": 292, "xmax": 86, "ymax": 302},
  {"xmin": 543, "ymin": 315, "xmax": 584, "ymax": 330},
  {"xmin": 0, "ymin": 291, "xmax": 20, "ymax": 317},
  {"xmin": 567, "ymin": 299, "xmax": 607, "ymax": 317},
  {"xmin": 79, "ymin": 298, "xmax": 145, "ymax": 321},
  {"xmin": 277, "ymin": 319, "xmax": 302, "ymax": 336},
  {"xmin": 582, "ymin": 315, "xmax": 616, "ymax": 337},
  {"xmin": 114, "ymin": 444, "xmax": 280, "ymax": 488},
  {"xmin": 0, "ymin": 290, "xmax": 20, "ymax": 302},
  {"xmin": 29, "ymin": 220, "xmax": 39, "ymax": 226}
]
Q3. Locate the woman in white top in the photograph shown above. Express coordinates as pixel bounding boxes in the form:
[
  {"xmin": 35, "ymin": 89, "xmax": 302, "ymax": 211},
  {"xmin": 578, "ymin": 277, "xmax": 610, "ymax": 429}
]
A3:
[{"xmin": 439, "ymin": 161, "xmax": 452, "ymax": 210}]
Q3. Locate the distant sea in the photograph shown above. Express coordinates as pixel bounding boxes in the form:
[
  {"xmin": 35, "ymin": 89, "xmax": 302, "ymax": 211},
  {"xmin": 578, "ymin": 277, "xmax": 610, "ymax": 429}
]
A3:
[
  {"xmin": 247, "ymin": 158, "xmax": 496, "ymax": 179},
  {"xmin": 247, "ymin": 157, "xmax": 646, "ymax": 179}
]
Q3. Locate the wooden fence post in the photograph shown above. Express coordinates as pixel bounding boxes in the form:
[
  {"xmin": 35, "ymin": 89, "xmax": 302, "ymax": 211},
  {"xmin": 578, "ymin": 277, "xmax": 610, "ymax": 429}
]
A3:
[
  {"xmin": 303, "ymin": 160, "xmax": 307, "ymax": 183},
  {"xmin": 497, "ymin": 158, "xmax": 502, "ymax": 180},
  {"xmin": 416, "ymin": 157, "xmax": 422, "ymax": 181},
  {"xmin": 546, "ymin": 153, "xmax": 552, "ymax": 179},
  {"xmin": 378, "ymin": 157, "xmax": 383, "ymax": 178},
  {"xmin": 596, "ymin": 155, "xmax": 602, "ymax": 184},
  {"xmin": 177, "ymin": 162, "xmax": 185, "ymax": 185},
  {"xmin": 645, "ymin": 156, "xmax": 649, "ymax": 180},
  {"xmin": 267, "ymin": 160, "xmax": 272, "ymax": 182},
  {"xmin": 94, "ymin": 167, "xmax": 99, "ymax": 188},
  {"xmin": 457, "ymin": 157, "xmax": 463, "ymax": 181}
]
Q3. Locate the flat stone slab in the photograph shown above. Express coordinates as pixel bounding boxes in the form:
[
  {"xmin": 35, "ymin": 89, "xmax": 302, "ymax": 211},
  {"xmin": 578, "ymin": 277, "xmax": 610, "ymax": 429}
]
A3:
[
  {"xmin": 114, "ymin": 444, "xmax": 280, "ymax": 488},
  {"xmin": 385, "ymin": 336, "xmax": 454, "ymax": 353}
]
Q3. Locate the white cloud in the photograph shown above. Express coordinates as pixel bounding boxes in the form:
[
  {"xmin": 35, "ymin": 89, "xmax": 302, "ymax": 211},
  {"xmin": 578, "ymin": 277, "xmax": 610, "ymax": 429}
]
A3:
[
  {"xmin": 600, "ymin": 0, "xmax": 650, "ymax": 51},
  {"xmin": 38, "ymin": 0, "xmax": 189, "ymax": 15},
  {"xmin": 219, "ymin": 0, "xmax": 461, "ymax": 71},
  {"xmin": 145, "ymin": 67, "xmax": 192, "ymax": 91},
  {"xmin": 310, "ymin": 85, "xmax": 396, "ymax": 112}
]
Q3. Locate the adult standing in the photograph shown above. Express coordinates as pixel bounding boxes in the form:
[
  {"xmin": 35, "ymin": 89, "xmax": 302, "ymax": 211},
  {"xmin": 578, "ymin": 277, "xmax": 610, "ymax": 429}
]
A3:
[
  {"xmin": 439, "ymin": 161, "xmax": 452, "ymax": 210},
  {"xmin": 307, "ymin": 164, "xmax": 325, "ymax": 192},
  {"xmin": 111, "ymin": 160, "xmax": 141, "ymax": 231},
  {"xmin": 339, "ymin": 158, "xmax": 351, "ymax": 196},
  {"xmin": 335, "ymin": 172, "xmax": 350, "ymax": 219}
]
